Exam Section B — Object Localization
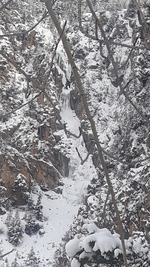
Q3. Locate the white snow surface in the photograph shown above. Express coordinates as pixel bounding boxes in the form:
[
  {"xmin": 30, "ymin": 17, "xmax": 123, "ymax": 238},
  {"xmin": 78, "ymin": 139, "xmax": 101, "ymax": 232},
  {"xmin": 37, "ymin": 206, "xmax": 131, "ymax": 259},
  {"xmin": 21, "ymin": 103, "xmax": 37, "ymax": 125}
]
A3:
[
  {"xmin": 71, "ymin": 258, "xmax": 81, "ymax": 267},
  {"xmin": 66, "ymin": 238, "xmax": 81, "ymax": 257},
  {"xmin": 0, "ymin": 78, "xmax": 97, "ymax": 266},
  {"xmin": 80, "ymin": 229, "xmax": 121, "ymax": 254},
  {"xmin": 0, "ymin": 4, "xmax": 149, "ymax": 266},
  {"xmin": 66, "ymin": 222, "xmax": 122, "ymax": 261}
]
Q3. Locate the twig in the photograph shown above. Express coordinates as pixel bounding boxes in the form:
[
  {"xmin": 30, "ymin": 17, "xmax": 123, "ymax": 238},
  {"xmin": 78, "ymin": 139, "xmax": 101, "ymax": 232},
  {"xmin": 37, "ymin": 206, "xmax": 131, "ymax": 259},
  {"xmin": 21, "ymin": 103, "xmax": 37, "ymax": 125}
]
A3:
[
  {"xmin": 78, "ymin": 1, "xmax": 145, "ymax": 50},
  {"xmin": 133, "ymin": 0, "xmax": 150, "ymax": 50},
  {"xmin": 0, "ymin": 92, "xmax": 41, "ymax": 120},
  {"xmin": 0, "ymin": 50, "xmax": 31, "ymax": 80},
  {"xmin": 0, "ymin": 11, "xmax": 48, "ymax": 38},
  {"xmin": 119, "ymin": 37, "xmax": 139, "ymax": 69},
  {"xmin": 101, "ymin": 146, "xmax": 150, "ymax": 166},
  {"xmin": 123, "ymin": 90, "xmax": 147, "ymax": 120},
  {"xmin": 45, "ymin": 0, "xmax": 127, "ymax": 265},
  {"xmin": 85, "ymin": 0, "xmax": 148, "ymax": 120},
  {"xmin": 78, "ymin": 0, "xmax": 97, "ymax": 41},
  {"xmin": 0, "ymin": 249, "xmax": 14, "ymax": 258},
  {"xmin": 122, "ymin": 78, "xmax": 133, "ymax": 91},
  {"xmin": 102, "ymin": 189, "xmax": 110, "ymax": 223},
  {"xmin": 63, "ymin": 114, "xmax": 148, "ymax": 171},
  {"xmin": 0, "ymin": 21, "xmax": 67, "ymax": 119},
  {"xmin": 107, "ymin": 40, "xmax": 145, "ymax": 50},
  {"xmin": 76, "ymin": 142, "xmax": 94, "ymax": 165}
]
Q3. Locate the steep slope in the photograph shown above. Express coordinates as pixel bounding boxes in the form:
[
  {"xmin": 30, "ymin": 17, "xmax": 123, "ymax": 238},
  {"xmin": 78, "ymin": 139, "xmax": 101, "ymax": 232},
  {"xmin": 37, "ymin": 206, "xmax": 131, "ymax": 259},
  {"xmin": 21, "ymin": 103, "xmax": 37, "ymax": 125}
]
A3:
[
  {"xmin": 52, "ymin": 2, "xmax": 150, "ymax": 267},
  {"xmin": 0, "ymin": 1, "xmax": 98, "ymax": 265},
  {"xmin": 0, "ymin": 0, "xmax": 149, "ymax": 266}
]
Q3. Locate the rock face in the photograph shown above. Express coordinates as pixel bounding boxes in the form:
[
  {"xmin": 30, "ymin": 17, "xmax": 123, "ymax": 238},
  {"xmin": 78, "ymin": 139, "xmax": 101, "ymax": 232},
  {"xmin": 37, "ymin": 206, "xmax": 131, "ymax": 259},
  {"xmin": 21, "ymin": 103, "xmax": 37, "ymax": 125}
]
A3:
[
  {"xmin": 0, "ymin": 155, "xmax": 30, "ymax": 197},
  {"xmin": 0, "ymin": 1, "xmax": 71, "ymax": 198},
  {"xmin": 0, "ymin": 1, "xmax": 150, "ymax": 266},
  {"xmin": 0, "ymin": 149, "xmax": 69, "ymax": 197}
]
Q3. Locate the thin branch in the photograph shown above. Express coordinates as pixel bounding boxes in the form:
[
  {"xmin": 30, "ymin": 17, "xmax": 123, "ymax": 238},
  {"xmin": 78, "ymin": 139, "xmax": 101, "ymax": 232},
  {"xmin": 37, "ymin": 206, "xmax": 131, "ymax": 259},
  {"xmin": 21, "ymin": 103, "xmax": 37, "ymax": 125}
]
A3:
[
  {"xmin": 0, "ymin": 11, "xmax": 48, "ymax": 38},
  {"xmin": 84, "ymin": 0, "xmax": 148, "ymax": 121},
  {"xmin": 76, "ymin": 147, "xmax": 89, "ymax": 164},
  {"xmin": 78, "ymin": 0, "xmax": 97, "ymax": 41},
  {"xmin": 133, "ymin": 0, "xmax": 150, "ymax": 50},
  {"xmin": 0, "ymin": 92, "xmax": 41, "ymax": 120},
  {"xmin": 101, "ymin": 146, "xmax": 150, "ymax": 166},
  {"xmin": 76, "ymin": 142, "xmax": 94, "ymax": 165},
  {"xmin": 107, "ymin": 40, "xmax": 145, "ymax": 50},
  {"xmin": 0, "ymin": 0, "xmax": 12, "ymax": 11},
  {"xmin": 78, "ymin": 1, "xmax": 145, "ymax": 50},
  {"xmin": 78, "ymin": 0, "xmax": 148, "ymax": 120},
  {"xmin": 44, "ymin": 20, "xmax": 67, "ymax": 81},
  {"xmin": 26, "ymin": 11, "xmax": 48, "ymax": 34},
  {"xmin": 82, "ymin": 1, "xmax": 124, "ymax": 95},
  {"xmin": 119, "ymin": 37, "xmax": 139, "ymax": 69},
  {"xmin": 122, "ymin": 78, "xmax": 133, "ymax": 91},
  {"xmin": 45, "ymin": 2, "xmax": 128, "ymax": 266},
  {"xmin": 0, "ymin": 50, "xmax": 31, "ymax": 80},
  {"xmin": 0, "ymin": 21, "xmax": 67, "ymax": 119},
  {"xmin": 102, "ymin": 189, "xmax": 110, "ymax": 223},
  {"xmin": 123, "ymin": 90, "xmax": 147, "ymax": 120},
  {"xmin": 62, "ymin": 123, "xmax": 144, "ymax": 168},
  {"xmin": 0, "ymin": 249, "xmax": 14, "ymax": 258},
  {"xmin": 63, "ymin": 119, "xmax": 150, "ymax": 165}
]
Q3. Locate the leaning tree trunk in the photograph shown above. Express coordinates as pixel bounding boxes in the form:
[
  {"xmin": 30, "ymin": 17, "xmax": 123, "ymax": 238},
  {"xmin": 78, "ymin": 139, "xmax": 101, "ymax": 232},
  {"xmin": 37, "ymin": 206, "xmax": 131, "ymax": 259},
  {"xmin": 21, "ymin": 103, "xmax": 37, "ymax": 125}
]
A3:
[{"xmin": 44, "ymin": 1, "xmax": 128, "ymax": 266}]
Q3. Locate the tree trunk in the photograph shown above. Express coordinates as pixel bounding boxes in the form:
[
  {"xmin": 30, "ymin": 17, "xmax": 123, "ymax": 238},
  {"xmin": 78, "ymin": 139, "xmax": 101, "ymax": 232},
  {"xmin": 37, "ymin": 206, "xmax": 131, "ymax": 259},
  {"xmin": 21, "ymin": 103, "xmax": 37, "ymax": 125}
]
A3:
[{"xmin": 44, "ymin": 1, "xmax": 128, "ymax": 266}]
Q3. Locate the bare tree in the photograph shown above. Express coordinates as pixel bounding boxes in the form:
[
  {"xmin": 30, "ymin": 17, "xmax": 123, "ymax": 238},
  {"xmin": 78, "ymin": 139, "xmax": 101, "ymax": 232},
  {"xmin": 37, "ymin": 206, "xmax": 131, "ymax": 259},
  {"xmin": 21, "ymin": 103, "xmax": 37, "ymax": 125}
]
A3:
[
  {"xmin": 43, "ymin": 1, "xmax": 128, "ymax": 266},
  {"xmin": 0, "ymin": 1, "xmax": 149, "ymax": 265},
  {"xmin": 133, "ymin": 0, "xmax": 150, "ymax": 49}
]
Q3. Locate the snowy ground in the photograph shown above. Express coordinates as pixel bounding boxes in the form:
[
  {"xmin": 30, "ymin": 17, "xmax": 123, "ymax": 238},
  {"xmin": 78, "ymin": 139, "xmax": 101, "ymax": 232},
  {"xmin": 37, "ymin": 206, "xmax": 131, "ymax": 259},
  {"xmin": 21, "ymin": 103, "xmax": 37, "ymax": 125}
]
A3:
[
  {"xmin": 1, "ymin": 4, "xmax": 149, "ymax": 266},
  {"xmin": 0, "ymin": 85, "xmax": 97, "ymax": 266}
]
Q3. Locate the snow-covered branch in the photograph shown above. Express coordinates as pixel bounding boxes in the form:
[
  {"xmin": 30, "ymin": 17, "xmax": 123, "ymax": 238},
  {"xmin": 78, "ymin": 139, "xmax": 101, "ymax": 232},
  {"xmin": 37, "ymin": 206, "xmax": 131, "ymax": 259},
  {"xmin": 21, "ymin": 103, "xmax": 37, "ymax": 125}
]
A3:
[{"xmin": 66, "ymin": 222, "xmax": 123, "ymax": 267}]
